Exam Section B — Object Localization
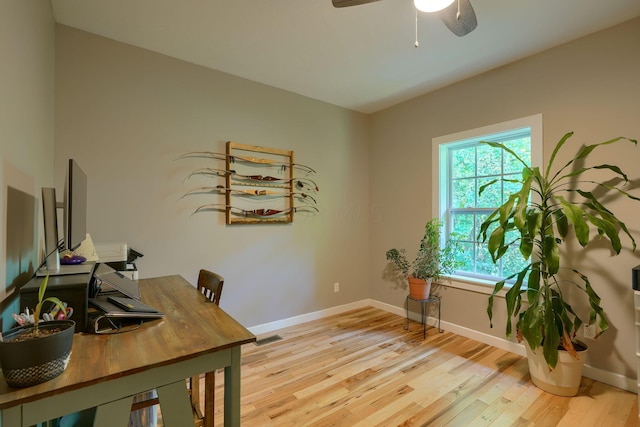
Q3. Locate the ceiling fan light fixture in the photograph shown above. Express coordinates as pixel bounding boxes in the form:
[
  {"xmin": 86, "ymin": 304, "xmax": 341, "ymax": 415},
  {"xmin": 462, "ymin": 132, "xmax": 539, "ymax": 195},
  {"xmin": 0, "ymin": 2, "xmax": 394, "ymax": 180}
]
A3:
[{"xmin": 413, "ymin": 0, "xmax": 455, "ymax": 13}]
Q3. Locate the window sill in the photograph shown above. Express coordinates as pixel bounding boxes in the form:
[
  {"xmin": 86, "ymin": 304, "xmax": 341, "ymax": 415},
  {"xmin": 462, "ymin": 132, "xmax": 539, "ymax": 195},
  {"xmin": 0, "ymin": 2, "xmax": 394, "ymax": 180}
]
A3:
[{"xmin": 436, "ymin": 275, "xmax": 509, "ymax": 298}]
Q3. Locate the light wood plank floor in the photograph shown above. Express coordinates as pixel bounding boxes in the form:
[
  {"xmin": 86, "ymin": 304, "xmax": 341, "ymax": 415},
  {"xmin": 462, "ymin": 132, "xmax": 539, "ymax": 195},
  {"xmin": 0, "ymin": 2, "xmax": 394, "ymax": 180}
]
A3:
[{"xmin": 193, "ymin": 306, "xmax": 638, "ymax": 426}]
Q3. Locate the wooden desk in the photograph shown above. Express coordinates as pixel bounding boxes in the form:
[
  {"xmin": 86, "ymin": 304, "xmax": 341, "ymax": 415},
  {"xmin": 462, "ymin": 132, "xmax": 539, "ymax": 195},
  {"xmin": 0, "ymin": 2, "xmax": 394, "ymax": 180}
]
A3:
[{"xmin": 0, "ymin": 275, "xmax": 256, "ymax": 426}]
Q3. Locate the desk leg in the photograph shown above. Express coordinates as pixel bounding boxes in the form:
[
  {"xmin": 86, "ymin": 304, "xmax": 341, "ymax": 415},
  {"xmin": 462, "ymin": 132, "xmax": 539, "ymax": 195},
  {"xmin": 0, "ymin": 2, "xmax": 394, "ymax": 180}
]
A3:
[
  {"xmin": 204, "ymin": 371, "xmax": 215, "ymax": 427},
  {"xmin": 224, "ymin": 346, "xmax": 242, "ymax": 427},
  {"xmin": 156, "ymin": 380, "xmax": 195, "ymax": 426},
  {"xmin": 1, "ymin": 405, "xmax": 21, "ymax": 427},
  {"xmin": 94, "ymin": 397, "xmax": 133, "ymax": 427}
]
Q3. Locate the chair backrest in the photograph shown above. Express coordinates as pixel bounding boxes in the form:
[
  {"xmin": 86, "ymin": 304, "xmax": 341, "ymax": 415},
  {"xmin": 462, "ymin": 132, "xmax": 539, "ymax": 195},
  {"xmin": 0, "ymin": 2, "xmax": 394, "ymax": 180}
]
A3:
[{"xmin": 197, "ymin": 269, "xmax": 224, "ymax": 306}]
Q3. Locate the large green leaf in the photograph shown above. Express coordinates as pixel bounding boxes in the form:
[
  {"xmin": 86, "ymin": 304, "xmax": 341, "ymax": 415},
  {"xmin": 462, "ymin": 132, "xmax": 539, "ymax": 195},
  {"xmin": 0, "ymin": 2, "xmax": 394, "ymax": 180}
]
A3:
[
  {"xmin": 556, "ymin": 292, "xmax": 581, "ymax": 337},
  {"xmin": 542, "ymin": 294, "xmax": 560, "ymax": 369},
  {"xmin": 527, "ymin": 262, "xmax": 540, "ymax": 300},
  {"xmin": 478, "ymin": 178, "xmax": 500, "ymax": 197},
  {"xmin": 499, "ymin": 194, "xmax": 517, "ymax": 226},
  {"xmin": 505, "ymin": 269, "xmax": 528, "ymax": 320},
  {"xmin": 519, "ymin": 235, "xmax": 533, "ymax": 260},
  {"xmin": 555, "ymin": 195, "xmax": 589, "ymax": 247},
  {"xmin": 545, "ymin": 132, "xmax": 574, "ymax": 182},
  {"xmin": 521, "ymin": 299, "xmax": 543, "ymax": 350},
  {"xmin": 487, "ymin": 277, "xmax": 508, "ymax": 328},
  {"xmin": 574, "ymin": 190, "xmax": 613, "ymax": 214},
  {"xmin": 477, "ymin": 210, "xmax": 499, "ymax": 242},
  {"xmin": 577, "ymin": 189, "xmax": 637, "ymax": 251},
  {"xmin": 513, "ymin": 176, "xmax": 532, "ymax": 229},
  {"xmin": 542, "ymin": 235, "xmax": 559, "ymax": 274},
  {"xmin": 488, "ymin": 225, "xmax": 506, "ymax": 260},
  {"xmin": 577, "ymin": 269, "xmax": 609, "ymax": 336},
  {"xmin": 517, "ymin": 211, "xmax": 538, "ymax": 260},
  {"xmin": 551, "ymin": 288, "xmax": 579, "ymax": 338},
  {"xmin": 575, "ymin": 137, "xmax": 636, "ymax": 161},
  {"xmin": 552, "ymin": 136, "xmax": 636, "ymax": 183},
  {"xmin": 586, "ymin": 214, "xmax": 621, "ymax": 254},
  {"xmin": 593, "ymin": 164, "xmax": 629, "ymax": 183},
  {"xmin": 553, "ymin": 210, "xmax": 568, "ymax": 239}
]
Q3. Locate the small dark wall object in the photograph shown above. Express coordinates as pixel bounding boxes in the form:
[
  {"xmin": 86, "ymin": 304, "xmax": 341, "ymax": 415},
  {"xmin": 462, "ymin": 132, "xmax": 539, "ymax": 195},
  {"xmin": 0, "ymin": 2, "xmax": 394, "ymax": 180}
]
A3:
[{"xmin": 633, "ymin": 265, "xmax": 640, "ymax": 290}]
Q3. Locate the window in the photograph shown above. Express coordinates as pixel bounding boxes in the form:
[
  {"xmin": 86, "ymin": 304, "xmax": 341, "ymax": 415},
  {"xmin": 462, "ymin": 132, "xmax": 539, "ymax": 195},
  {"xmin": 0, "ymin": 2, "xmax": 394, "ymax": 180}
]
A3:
[{"xmin": 432, "ymin": 115, "xmax": 542, "ymax": 286}]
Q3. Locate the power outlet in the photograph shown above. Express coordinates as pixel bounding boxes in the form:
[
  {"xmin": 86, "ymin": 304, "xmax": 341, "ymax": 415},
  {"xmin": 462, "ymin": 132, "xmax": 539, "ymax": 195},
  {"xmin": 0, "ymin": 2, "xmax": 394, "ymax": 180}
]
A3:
[
  {"xmin": 334, "ymin": 282, "xmax": 340, "ymax": 293},
  {"xmin": 583, "ymin": 324, "xmax": 597, "ymax": 339}
]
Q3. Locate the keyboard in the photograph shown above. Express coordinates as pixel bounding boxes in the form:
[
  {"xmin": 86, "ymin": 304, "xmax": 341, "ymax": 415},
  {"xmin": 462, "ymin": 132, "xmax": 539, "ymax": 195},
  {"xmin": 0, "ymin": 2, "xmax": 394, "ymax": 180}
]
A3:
[{"xmin": 107, "ymin": 296, "xmax": 160, "ymax": 313}]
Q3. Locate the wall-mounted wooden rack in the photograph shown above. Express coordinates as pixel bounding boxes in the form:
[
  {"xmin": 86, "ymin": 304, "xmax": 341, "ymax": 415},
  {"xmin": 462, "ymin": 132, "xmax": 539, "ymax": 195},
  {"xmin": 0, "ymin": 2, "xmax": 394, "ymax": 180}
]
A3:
[
  {"xmin": 224, "ymin": 141, "xmax": 295, "ymax": 224},
  {"xmin": 180, "ymin": 141, "xmax": 318, "ymax": 224}
]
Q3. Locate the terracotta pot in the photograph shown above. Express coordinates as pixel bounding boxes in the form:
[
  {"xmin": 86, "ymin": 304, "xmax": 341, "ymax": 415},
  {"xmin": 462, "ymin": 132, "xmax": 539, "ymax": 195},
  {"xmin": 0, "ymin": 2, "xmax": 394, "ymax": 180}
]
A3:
[
  {"xmin": 524, "ymin": 340, "xmax": 588, "ymax": 397},
  {"xmin": 408, "ymin": 277, "xmax": 432, "ymax": 299}
]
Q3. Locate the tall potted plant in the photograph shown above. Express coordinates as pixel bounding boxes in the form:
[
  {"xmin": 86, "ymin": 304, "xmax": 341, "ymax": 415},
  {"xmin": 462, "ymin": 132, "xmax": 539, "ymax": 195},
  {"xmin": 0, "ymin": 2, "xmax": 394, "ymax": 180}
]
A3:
[
  {"xmin": 386, "ymin": 218, "xmax": 460, "ymax": 299},
  {"xmin": 478, "ymin": 132, "xmax": 639, "ymax": 396}
]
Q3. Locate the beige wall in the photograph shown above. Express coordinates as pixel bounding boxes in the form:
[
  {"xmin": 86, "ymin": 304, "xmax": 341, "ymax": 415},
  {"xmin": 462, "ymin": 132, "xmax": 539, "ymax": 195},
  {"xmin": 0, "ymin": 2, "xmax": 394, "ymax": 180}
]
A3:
[
  {"xmin": 370, "ymin": 18, "xmax": 640, "ymax": 378},
  {"xmin": 0, "ymin": 1, "xmax": 55, "ymax": 328},
  {"xmin": 54, "ymin": 25, "xmax": 372, "ymax": 328}
]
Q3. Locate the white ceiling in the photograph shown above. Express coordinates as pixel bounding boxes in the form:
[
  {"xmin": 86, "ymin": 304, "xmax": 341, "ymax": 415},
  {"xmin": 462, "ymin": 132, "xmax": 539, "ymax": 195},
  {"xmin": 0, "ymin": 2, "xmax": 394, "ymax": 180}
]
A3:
[{"xmin": 50, "ymin": 0, "xmax": 640, "ymax": 114}]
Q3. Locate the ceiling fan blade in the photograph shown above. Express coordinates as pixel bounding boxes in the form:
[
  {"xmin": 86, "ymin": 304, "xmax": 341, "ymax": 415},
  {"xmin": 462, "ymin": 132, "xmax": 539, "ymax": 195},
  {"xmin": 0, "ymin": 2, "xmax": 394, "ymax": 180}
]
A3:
[
  {"xmin": 439, "ymin": 0, "xmax": 477, "ymax": 37},
  {"xmin": 332, "ymin": 0, "xmax": 381, "ymax": 7}
]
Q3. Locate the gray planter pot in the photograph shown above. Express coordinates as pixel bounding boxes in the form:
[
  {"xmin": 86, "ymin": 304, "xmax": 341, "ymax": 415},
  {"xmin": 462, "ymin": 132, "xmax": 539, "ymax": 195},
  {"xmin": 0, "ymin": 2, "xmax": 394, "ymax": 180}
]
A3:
[{"xmin": 0, "ymin": 320, "xmax": 75, "ymax": 388}]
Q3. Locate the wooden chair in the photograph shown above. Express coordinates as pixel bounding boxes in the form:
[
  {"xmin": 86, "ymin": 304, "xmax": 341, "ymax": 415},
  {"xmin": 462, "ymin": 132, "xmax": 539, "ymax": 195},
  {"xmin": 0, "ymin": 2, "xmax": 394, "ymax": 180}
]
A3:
[
  {"xmin": 190, "ymin": 269, "xmax": 224, "ymax": 427},
  {"xmin": 196, "ymin": 269, "xmax": 224, "ymax": 305}
]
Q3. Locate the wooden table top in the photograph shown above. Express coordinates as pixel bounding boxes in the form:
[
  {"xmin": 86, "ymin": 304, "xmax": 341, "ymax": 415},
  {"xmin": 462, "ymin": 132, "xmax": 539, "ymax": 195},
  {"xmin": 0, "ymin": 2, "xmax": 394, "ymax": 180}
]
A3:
[{"xmin": 0, "ymin": 274, "xmax": 256, "ymax": 409}]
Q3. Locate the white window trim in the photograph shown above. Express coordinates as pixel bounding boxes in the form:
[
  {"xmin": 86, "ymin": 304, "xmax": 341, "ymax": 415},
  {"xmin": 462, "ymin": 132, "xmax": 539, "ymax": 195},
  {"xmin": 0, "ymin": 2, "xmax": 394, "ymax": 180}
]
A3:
[{"xmin": 431, "ymin": 114, "xmax": 543, "ymax": 295}]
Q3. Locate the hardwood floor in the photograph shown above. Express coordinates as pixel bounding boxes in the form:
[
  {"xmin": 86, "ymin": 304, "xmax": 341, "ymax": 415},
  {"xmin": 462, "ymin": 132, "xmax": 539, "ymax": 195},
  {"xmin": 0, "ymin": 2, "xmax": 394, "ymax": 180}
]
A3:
[{"xmin": 199, "ymin": 306, "xmax": 638, "ymax": 426}]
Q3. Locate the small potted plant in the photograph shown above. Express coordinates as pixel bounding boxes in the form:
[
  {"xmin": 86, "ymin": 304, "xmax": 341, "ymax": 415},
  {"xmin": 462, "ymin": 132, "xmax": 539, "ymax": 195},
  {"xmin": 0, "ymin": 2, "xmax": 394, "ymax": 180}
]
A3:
[
  {"xmin": 386, "ymin": 218, "xmax": 461, "ymax": 299},
  {"xmin": 0, "ymin": 275, "xmax": 75, "ymax": 388},
  {"xmin": 478, "ymin": 132, "xmax": 639, "ymax": 396}
]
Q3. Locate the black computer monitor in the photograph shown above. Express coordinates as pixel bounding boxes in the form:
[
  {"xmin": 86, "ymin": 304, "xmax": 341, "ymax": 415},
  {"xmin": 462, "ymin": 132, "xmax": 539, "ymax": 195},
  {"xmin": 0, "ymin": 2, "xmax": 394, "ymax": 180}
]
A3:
[
  {"xmin": 41, "ymin": 186, "xmax": 60, "ymax": 270},
  {"xmin": 40, "ymin": 159, "xmax": 90, "ymax": 275},
  {"xmin": 63, "ymin": 159, "xmax": 87, "ymax": 252}
]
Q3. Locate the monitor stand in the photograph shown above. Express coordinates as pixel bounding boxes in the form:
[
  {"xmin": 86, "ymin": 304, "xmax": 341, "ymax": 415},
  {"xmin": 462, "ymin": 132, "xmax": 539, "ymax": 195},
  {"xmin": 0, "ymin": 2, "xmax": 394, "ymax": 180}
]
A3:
[
  {"xmin": 37, "ymin": 249, "xmax": 96, "ymax": 277},
  {"xmin": 36, "ymin": 262, "xmax": 95, "ymax": 277}
]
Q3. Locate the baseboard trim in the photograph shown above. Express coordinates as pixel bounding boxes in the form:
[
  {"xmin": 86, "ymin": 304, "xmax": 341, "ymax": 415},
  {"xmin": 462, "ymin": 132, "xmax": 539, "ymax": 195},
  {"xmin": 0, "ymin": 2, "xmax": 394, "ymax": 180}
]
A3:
[
  {"xmin": 247, "ymin": 298, "xmax": 636, "ymax": 393},
  {"xmin": 582, "ymin": 362, "xmax": 636, "ymax": 393},
  {"xmin": 247, "ymin": 300, "xmax": 370, "ymax": 336}
]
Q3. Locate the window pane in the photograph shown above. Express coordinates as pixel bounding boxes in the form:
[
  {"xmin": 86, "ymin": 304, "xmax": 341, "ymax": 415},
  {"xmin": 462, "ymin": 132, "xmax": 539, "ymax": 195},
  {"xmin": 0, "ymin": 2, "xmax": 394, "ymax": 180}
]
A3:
[
  {"xmin": 451, "ymin": 146, "xmax": 476, "ymax": 178},
  {"xmin": 504, "ymin": 137, "xmax": 531, "ymax": 173},
  {"xmin": 477, "ymin": 177, "xmax": 501, "ymax": 208},
  {"xmin": 476, "ymin": 244, "xmax": 500, "ymax": 276},
  {"xmin": 456, "ymin": 242, "xmax": 475, "ymax": 272},
  {"xmin": 476, "ymin": 143, "xmax": 502, "ymax": 177},
  {"xmin": 452, "ymin": 213, "xmax": 474, "ymax": 241},
  {"xmin": 452, "ymin": 178, "xmax": 476, "ymax": 208},
  {"xmin": 476, "ymin": 212, "xmax": 490, "ymax": 224},
  {"xmin": 501, "ymin": 244, "xmax": 529, "ymax": 278}
]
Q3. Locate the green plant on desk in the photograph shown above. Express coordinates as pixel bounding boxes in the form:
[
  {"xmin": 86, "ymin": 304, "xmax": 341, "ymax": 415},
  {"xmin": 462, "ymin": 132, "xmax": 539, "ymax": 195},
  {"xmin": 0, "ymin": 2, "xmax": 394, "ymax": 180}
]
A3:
[
  {"xmin": 9, "ymin": 275, "xmax": 69, "ymax": 341},
  {"xmin": 32, "ymin": 275, "xmax": 68, "ymax": 334}
]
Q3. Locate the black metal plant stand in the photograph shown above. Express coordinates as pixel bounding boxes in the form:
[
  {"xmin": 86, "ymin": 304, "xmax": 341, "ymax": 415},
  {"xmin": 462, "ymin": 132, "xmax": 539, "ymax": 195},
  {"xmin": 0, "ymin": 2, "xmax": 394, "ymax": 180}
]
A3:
[{"xmin": 404, "ymin": 294, "xmax": 443, "ymax": 339}]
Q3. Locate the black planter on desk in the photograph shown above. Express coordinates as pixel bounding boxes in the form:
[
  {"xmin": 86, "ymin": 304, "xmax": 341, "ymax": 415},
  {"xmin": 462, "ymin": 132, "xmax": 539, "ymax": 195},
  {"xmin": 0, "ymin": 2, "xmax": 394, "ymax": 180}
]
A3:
[{"xmin": 0, "ymin": 320, "xmax": 75, "ymax": 388}]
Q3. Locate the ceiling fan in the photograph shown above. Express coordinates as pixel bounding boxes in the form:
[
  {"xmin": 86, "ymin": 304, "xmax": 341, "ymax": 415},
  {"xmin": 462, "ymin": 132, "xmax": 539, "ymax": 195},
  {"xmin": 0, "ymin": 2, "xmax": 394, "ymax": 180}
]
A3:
[{"xmin": 332, "ymin": 0, "xmax": 477, "ymax": 37}]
